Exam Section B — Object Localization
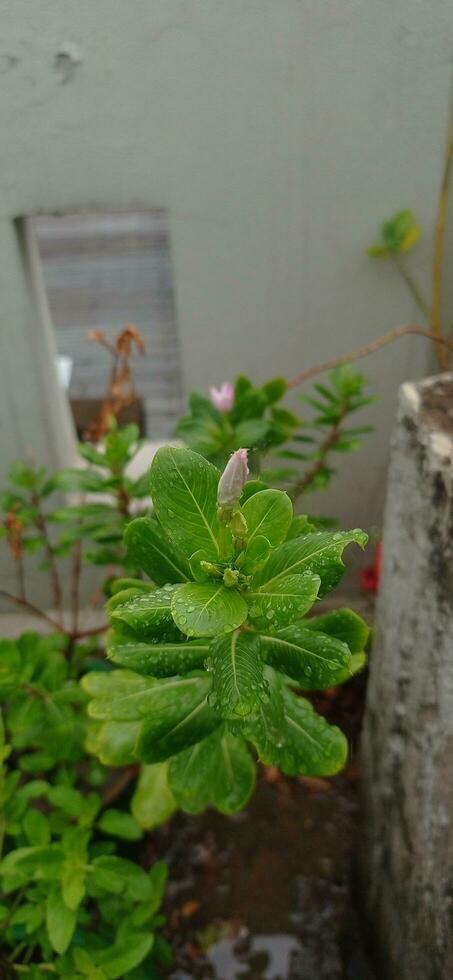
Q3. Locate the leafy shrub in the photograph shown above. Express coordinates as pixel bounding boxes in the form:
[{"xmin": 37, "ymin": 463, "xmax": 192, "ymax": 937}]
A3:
[
  {"xmin": 84, "ymin": 446, "xmax": 369, "ymax": 818},
  {"xmin": 0, "ymin": 633, "xmax": 170, "ymax": 977},
  {"xmin": 176, "ymin": 367, "xmax": 372, "ymax": 502}
]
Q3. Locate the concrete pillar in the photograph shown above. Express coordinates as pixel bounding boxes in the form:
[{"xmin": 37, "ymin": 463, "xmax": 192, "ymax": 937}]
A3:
[{"xmin": 361, "ymin": 373, "xmax": 453, "ymax": 979}]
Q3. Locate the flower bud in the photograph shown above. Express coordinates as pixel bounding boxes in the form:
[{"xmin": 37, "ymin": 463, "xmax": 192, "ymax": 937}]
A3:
[
  {"xmin": 209, "ymin": 382, "xmax": 234, "ymax": 413},
  {"xmin": 217, "ymin": 449, "xmax": 249, "ymax": 507},
  {"xmin": 223, "ymin": 567, "xmax": 240, "ymax": 588}
]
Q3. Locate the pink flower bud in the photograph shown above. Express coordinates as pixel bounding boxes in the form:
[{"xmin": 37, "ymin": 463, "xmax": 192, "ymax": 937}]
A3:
[
  {"xmin": 209, "ymin": 382, "xmax": 234, "ymax": 413},
  {"xmin": 217, "ymin": 449, "xmax": 249, "ymax": 506}
]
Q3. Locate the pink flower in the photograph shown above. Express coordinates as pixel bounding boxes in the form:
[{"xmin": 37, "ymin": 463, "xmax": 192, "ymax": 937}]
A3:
[
  {"xmin": 209, "ymin": 382, "xmax": 234, "ymax": 413},
  {"xmin": 218, "ymin": 449, "xmax": 249, "ymax": 506}
]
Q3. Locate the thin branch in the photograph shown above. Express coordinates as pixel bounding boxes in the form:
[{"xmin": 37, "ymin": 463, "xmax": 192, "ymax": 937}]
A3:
[
  {"xmin": 287, "ymin": 325, "xmax": 453, "ymax": 390},
  {"xmin": 0, "ymin": 590, "xmax": 67, "ymax": 633},
  {"xmin": 32, "ymin": 493, "xmax": 63, "ymax": 623},
  {"xmin": 16, "ymin": 555, "xmax": 26, "ymax": 602},
  {"xmin": 431, "ymin": 118, "xmax": 453, "ymax": 370},
  {"xmin": 392, "ymin": 255, "xmax": 430, "ymax": 319},
  {"xmin": 289, "ymin": 405, "xmax": 348, "ymax": 503},
  {"xmin": 73, "ymin": 624, "xmax": 107, "ymax": 640},
  {"xmin": 70, "ymin": 538, "xmax": 82, "ymax": 638},
  {"xmin": 101, "ymin": 765, "xmax": 139, "ymax": 807}
]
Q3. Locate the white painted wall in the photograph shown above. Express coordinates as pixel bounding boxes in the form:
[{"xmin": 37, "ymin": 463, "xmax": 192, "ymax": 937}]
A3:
[{"xmin": 0, "ymin": 0, "xmax": 452, "ymax": 535}]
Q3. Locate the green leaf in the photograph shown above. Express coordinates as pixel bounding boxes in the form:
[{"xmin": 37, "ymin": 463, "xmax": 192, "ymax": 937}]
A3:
[
  {"xmin": 149, "ymin": 446, "xmax": 221, "ymax": 561},
  {"xmin": 246, "ymin": 571, "xmax": 320, "ymax": 630},
  {"xmin": 242, "ymin": 489, "xmax": 293, "ymax": 548},
  {"xmin": 252, "ymin": 529, "xmax": 367, "ymax": 596},
  {"xmin": 171, "ymin": 582, "xmax": 248, "ymax": 638},
  {"xmin": 106, "ymin": 628, "xmax": 209, "ymax": 677},
  {"xmin": 22, "ymin": 808, "xmax": 50, "ymax": 847},
  {"xmin": 83, "ymin": 669, "xmax": 158, "ymax": 722},
  {"xmin": 73, "ymin": 947, "xmax": 107, "ymax": 979},
  {"xmin": 88, "ymin": 719, "xmax": 141, "ymax": 766},
  {"xmin": 250, "ymin": 685, "xmax": 347, "ymax": 776},
  {"xmin": 304, "ymin": 608, "xmax": 369, "ymax": 654},
  {"xmin": 261, "ymin": 377, "xmax": 287, "ymax": 404},
  {"xmin": 232, "ymin": 418, "xmax": 269, "ymax": 448},
  {"xmin": 109, "ymin": 578, "xmax": 155, "ymax": 596},
  {"xmin": 169, "ymin": 728, "xmax": 256, "ymax": 814},
  {"xmin": 61, "ymin": 863, "xmax": 86, "ymax": 911},
  {"xmin": 97, "ymin": 809, "xmax": 143, "ymax": 841},
  {"xmin": 208, "ymin": 630, "xmax": 268, "ymax": 719},
  {"xmin": 176, "ymin": 415, "xmax": 224, "ymax": 457},
  {"xmin": 242, "ymin": 534, "xmax": 271, "ymax": 573},
  {"xmin": 131, "ymin": 763, "xmax": 177, "ymax": 829},
  {"xmin": 91, "ymin": 855, "xmax": 152, "ymax": 900},
  {"xmin": 189, "ymin": 391, "xmax": 223, "ymax": 421},
  {"xmin": 260, "ymin": 625, "xmax": 352, "ymax": 689},
  {"xmin": 94, "ymin": 933, "xmax": 154, "ymax": 979},
  {"xmin": 54, "ymin": 469, "xmax": 114, "ymax": 493},
  {"xmin": 270, "ymin": 406, "xmax": 300, "ymax": 428},
  {"xmin": 47, "ymin": 785, "xmax": 84, "ymax": 817},
  {"xmin": 46, "ymin": 886, "xmax": 77, "ymax": 954},
  {"xmin": 124, "ymin": 517, "xmax": 191, "ymax": 585},
  {"xmin": 77, "ymin": 442, "xmax": 110, "ymax": 467},
  {"xmin": 286, "ymin": 515, "xmax": 316, "ymax": 540},
  {"xmin": 240, "ymin": 480, "xmax": 268, "ymax": 502},
  {"xmin": 137, "ymin": 674, "xmax": 220, "ymax": 762},
  {"xmin": 231, "ymin": 386, "xmax": 267, "ymax": 422},
  {"xmin": 109, "ymin": 585, "xmax": 182, "ymax": 638}
]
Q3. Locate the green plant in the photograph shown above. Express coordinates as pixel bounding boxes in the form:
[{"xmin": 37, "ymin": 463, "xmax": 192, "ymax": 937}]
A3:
[
  {"xmin": 176, "ymin": 366, "xmax": 372, "ymax": 505},
  {"xmin": 0, "ymin": 632, "xmax": 169, "ymax": 978},
  {"xmin": 176, "ymin": 375, "xmax": 300, "ymax": 471},
  {"xmin": 0, "ymin": 421, "xmax": 150, "ymax": 636},
  {"xmin": 83, "ymin": 446, "xmax": 369, "ymax": 819},
  {"xmin": 367, "ymin": 117, "xmax": 453, "ymax": 371}
]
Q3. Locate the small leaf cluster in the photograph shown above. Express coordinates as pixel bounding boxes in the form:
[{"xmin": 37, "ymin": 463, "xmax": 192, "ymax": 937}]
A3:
[
  {"xmin": 367, "ymin": 209, "xmax": 422, "ymax": 258},
  {"xmin": 84, "ymin": 447, "xmax": 369, "ymax": 817},
  {"xmin": 0, "ymin": 421, "xmax": 150, "ymax": 614},
  {"xmin": 272, "ymin": 364, "xmax": 373, "ymax": 493},
  {"xmin": 176, "ymin": 376, "xmax": 299, "ymax": 469},
  {"xmin": 52, "ymin": 421, "xmax": 148, "ymax": 569},
  {"xmin": 175, "ymin": 368, "xmax": 372, "ymax": 502},
  {"xmin": 0, "ymin": 634, "xmax": 169, "ymax": 977}
]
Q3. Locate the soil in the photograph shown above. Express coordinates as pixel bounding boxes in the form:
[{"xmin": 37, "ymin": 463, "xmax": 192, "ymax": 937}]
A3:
[{"xmin": 146, "ymin": 666, "xmax": 378, "ymax": 980}]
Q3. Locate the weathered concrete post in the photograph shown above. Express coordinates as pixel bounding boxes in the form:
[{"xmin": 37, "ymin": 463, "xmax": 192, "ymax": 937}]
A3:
[{"xmin": 361, "ymin": 373, "xmax": 453, "ymax": 979}]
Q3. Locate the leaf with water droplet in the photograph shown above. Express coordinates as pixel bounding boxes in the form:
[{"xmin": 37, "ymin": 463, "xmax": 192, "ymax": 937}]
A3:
[
  {"xmin": 251, "ymin": 529, "xmax": 368, "ymax": 597},
  {"xmin": 171, "ymin": 582, "xmax": 247, "ymax": 638},
  {"xmin": 259, "ymin": 624, "xmax": 352, "ymax": 689},
  {"xmin": 208, "ymin": 630, "xmax": 268, "ymax": 720},
  {"xmin": 246, "ymin": 571, "xmax": 320, "ymax": 630}
]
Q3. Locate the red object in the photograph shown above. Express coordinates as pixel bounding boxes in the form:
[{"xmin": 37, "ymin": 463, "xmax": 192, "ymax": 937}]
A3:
[{"xmin": 360, "ymin": 541, "xmax": 382, "ymax": 594}]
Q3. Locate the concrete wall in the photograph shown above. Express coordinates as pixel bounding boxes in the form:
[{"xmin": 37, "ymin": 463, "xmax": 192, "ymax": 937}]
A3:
[
  {"xmin": 361, "ymin": 373, "xmax": 453, "ymax": 977},
  {"xmin": 0, "ymin": 1, "xmax": 453, "ymax": 531}
]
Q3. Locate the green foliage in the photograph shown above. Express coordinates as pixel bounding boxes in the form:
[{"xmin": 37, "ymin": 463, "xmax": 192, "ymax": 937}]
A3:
[
  {"xmin": 85, "ymin": 447, "xmax": 369, "ymax": 819},
  {"xmin": 176, "ymin": 367, "xmax": 372, "ymax": 505},
  {"xmin": 0, "ymin": 629, "xmax": 168, "ymax": 976},
  {"xmin": 367, "ymin": 209, "xmax": 422, "ymax": 258},
  {"xmin": 176, "ymin": 376, "xmax": 298, "ymax": 469}
]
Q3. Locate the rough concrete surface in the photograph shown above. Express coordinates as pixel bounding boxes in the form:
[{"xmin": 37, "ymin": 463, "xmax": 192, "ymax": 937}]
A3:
[{"xmin": 361, "ymin": 373, "xmax": 453, "ymax": 979}]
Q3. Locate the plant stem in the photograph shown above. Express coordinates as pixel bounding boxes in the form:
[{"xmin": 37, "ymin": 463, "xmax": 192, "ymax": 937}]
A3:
[
  {"xmin": 73, "ymin": 624, "xmax": 107, "ymax": 640},
  {"xmin": 0, "ymin": 590, "xmax": 66, "ymax": 633},
  {"xmin": 70, "ymin": 537, "xmax": 82, "ymax": 639},
  {"xmin": 101, "ymin": 765, "xmax": 139, "ymax": 807},
  {"xmin": 15, "ymin": 556, "xmax": 26, "ymax": 602},
  {"xmin": 31, "ymin": 493, "xmax": 63, "ymax": 623},
  {"xmin": 287, "ymin": 325, "xmax": 453, "ymax": 390},
  {"xmin": 431, "ymin": 118, "xmax": 453, "ymax": 370},
  {"xmin": 392, "ymin": 255, "xmax": 430, "ymax": 319},
  {"xmin": 289, "ymin": 405, "xmax": 348, "ymax": 503}
]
